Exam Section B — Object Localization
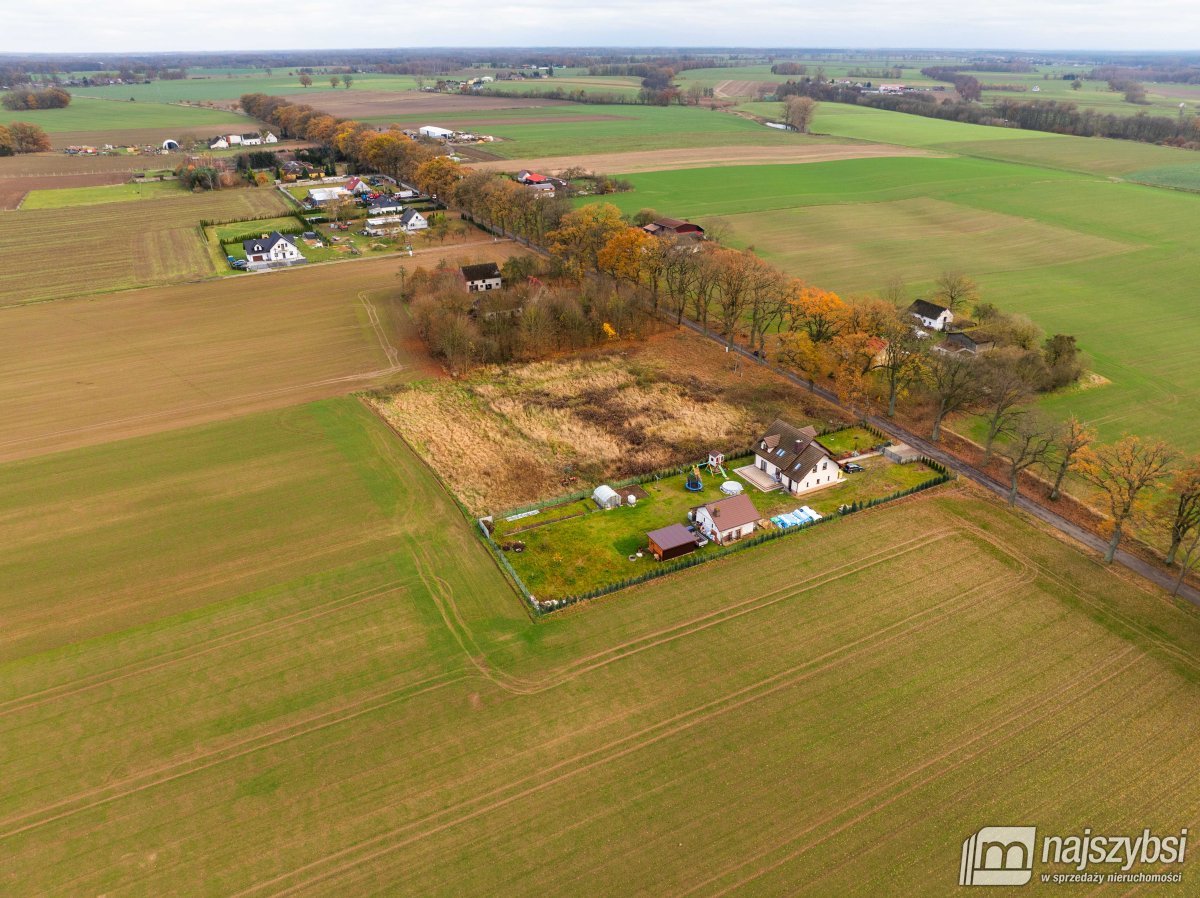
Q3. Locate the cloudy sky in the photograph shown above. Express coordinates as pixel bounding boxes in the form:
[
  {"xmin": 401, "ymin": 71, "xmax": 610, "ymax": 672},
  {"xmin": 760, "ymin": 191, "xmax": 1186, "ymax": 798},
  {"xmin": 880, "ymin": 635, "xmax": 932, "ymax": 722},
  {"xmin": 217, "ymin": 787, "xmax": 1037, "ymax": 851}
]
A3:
[{"xmin": 3, "ymin": 0, "xmax": 1200, "ymax": 53}]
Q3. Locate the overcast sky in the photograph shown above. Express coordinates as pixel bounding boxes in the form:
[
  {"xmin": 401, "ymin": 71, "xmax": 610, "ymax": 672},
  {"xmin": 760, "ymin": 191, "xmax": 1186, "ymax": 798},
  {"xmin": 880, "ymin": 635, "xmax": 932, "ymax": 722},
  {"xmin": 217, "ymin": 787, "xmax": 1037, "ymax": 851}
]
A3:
[{"xmin": 3, "ymin": 0, "xmax": 1200, "ymax": 54}]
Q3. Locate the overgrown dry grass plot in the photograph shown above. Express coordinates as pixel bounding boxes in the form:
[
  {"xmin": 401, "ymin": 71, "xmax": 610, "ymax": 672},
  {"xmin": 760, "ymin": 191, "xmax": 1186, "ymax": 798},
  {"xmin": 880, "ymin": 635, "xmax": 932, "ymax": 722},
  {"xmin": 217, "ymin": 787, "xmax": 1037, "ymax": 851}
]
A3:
[{"xmin": 374, "ymin": 330, "xmax": 849, "ymax": 512}]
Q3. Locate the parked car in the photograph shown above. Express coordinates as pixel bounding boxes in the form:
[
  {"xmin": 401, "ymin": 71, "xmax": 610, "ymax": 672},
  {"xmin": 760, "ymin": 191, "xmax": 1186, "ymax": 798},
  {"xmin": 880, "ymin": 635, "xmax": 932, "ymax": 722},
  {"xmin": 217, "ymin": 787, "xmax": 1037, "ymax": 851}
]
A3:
[
  {"xmin": 230, "ymin": 259, "xmax": 248, "ymax": 271},
  {"xmin": 843, "ymin": 462, "xmax": 865, "ymax": 473}
]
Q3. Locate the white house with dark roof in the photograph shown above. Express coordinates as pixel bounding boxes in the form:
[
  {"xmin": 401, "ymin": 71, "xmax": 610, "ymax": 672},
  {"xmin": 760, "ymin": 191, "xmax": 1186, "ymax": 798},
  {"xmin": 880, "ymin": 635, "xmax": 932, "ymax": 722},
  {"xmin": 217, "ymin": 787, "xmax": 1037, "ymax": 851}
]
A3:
[
  {"xmin": 748, "ymin": 418, "xmax": 844, "ymax": 496},
  {"xmin": 240, "ymin": 133, "xmax": 263, "ymax": 146},
  {"xmin": 907, "ymin": 299, "xmax": 954, "ymax": 331},
  {"xmin": 460, "ymin": 262, "xmax": 502, "ymax": 292},
  {"xmin": 398, "ymin": 208, "xmax": 427, "ymax": 232},
  {"xmin": 242, "ymin": 232, "xmax": 306, "ymax": 270}
]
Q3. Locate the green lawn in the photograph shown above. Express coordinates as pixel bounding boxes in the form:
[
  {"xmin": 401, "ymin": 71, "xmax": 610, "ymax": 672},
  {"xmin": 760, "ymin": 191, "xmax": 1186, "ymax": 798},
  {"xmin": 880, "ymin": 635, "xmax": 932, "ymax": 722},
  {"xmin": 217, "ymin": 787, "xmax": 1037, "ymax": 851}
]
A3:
[
  {"xmin": 20, "ymin": 178, "xmax": 179, "ymax": 208},
  {"xmin": 70, "ymin": 72, "xmax": 421, "ymax": 103},
  {"xmin": 500, "ymin": 454, "xmax": 940, "ymax": 600},
  {"xmin": 815, "ymin": 426, "xmax": 886, "ymax": 456}
]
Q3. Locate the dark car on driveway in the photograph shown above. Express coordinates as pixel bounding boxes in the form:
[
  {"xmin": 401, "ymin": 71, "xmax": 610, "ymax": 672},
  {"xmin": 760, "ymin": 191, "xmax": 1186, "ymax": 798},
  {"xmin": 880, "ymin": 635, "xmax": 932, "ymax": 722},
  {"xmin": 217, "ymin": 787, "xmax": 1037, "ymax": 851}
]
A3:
[{"xmin": 843, "ymin": 462, "xmax": 865, "ymax": 473}]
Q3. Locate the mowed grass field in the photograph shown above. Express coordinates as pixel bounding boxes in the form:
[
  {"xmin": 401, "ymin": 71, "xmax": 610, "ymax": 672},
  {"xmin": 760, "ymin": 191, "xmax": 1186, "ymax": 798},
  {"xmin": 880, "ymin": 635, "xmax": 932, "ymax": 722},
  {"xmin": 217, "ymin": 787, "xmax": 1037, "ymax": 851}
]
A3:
[
  {"xmin": 19, "ymin": 178, "xmax": 181, "ymax": 208},
  {"xmin": 0, "ymin": 187, "xmax": 290, "ymax": 303},
  {"xmin": 4, "ymin": 407, "xmax": 1200, "ymax": 895},
  {"xmin": 597, "ymin": 151, "xmax": 1200, "ymax": 450}
]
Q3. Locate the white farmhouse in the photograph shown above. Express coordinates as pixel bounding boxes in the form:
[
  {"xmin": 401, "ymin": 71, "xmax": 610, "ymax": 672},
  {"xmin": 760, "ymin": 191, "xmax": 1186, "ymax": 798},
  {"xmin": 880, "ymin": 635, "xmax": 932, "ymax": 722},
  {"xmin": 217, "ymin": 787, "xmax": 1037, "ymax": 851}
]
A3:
[
  {"xmin": 208, "ymin": 136, "xmax": 229, "ymax": 150},
  {"xmin": 751, "ymin": 419, "xmax": 844, "ymax": 495},
  {"xmin": 242, "ymin": 232, "xmax": 306, "ymax": 270},
  {"xmin": 398, "ymin": 208, "xmax": 427, "ymax": 232},
  {"xmin": 460, "ymin": 262, "xmax": 502, "ymax": 293},
  {"xmin": 263, "ymin": 132, "xmax": 279, "ymax": 143},
  {"xmin": 907, "ymin": 299, "xmax": 955, "ymax": 331},
  {"xmin": 693, "ymin": 494, "xmax": 760, "ymax": 545}
]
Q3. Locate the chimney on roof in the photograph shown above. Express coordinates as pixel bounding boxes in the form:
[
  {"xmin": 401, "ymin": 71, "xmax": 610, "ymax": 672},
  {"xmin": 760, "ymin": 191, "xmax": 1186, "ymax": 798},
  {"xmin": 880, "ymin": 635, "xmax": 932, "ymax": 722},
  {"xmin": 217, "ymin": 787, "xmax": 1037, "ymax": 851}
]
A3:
[{"xmin": 795, "ymin": 439, "xmax": 804, "ymax": 452}]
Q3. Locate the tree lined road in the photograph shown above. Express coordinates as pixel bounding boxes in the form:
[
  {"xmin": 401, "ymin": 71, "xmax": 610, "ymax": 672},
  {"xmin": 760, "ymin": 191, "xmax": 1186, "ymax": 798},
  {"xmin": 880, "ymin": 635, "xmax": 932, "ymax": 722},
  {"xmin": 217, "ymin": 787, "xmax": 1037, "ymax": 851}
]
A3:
[{"xmin": 676, "ymin": 315, "xmax": 1200, "ymax": 607}]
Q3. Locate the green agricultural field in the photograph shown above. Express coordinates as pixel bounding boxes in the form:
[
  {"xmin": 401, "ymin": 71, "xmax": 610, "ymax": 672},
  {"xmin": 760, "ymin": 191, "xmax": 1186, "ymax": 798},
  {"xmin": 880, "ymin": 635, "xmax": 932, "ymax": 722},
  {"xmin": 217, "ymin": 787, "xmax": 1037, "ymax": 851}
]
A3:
[
  {"xmin": 71, "ymin": 72, "xmax": 421, "ymax": 103},
  {"xmin": 4, "ymin": 403, "xmax": 1200, "ymax": 895},
  {"xmin": 0, "ymin": 186, "xmax": 291, "ymax": 304},
  {"xmin": 0, "ymin": 95, "xmax": 245, "ymax": 135},
  {"xmin": 470, "ymin": 104, "xmax": 806, "ymax": 158},
  {"xmin": 19, "ymin": 178, "xmax": 179, "ymax": 208},
  {"xmin": 595, "ymin": 151, "xmax": 1200, "ymax": 450}
]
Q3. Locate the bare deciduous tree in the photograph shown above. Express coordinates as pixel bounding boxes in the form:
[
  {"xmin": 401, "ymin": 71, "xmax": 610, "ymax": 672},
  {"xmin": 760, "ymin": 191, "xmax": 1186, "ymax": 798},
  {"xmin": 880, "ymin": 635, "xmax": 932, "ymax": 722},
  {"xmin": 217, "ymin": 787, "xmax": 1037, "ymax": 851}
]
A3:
[
  {"xmin": 1047, "ymin": 416, "xmax": 1094, "ymax": 500},
  {"xmin": 1079, "ymin": 435, "xmax": 1175, "ymax": 564},
  {"xmin": 1000, "ymin": 412, "xmax": 1058, "ymax": 505},
  {"xmin": 926, "ymin": 351, "xmax": 983, "ymax": 441}
]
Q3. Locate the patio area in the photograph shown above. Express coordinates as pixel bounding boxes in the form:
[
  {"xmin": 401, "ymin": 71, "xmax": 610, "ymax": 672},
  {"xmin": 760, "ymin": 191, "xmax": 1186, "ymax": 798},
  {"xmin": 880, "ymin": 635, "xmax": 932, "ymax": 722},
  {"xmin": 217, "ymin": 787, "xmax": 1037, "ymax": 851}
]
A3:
[{"xmin": 734, "ymin": 463, "xmax": 782, "ymax": 492}]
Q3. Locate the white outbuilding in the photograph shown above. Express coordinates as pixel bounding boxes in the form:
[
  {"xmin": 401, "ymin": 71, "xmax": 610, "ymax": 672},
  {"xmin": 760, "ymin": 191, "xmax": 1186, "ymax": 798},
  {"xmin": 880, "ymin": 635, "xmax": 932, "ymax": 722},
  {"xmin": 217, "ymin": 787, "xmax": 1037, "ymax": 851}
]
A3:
[
  {"xmin": 418, "ymin": 125, "xmax": 454, "ymax": 140},
  {"xmin": 592, "ymin": 485, "xmax": 621, "ymax": 510}
]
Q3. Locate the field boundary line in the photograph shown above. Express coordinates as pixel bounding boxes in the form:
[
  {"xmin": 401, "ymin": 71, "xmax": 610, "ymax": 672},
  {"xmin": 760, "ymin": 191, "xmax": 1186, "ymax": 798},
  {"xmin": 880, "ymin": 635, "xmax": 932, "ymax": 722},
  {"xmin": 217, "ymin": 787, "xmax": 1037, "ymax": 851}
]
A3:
[{"xmin": 232, "ymin": 578, "xmax": 1000, "ymax": 897}]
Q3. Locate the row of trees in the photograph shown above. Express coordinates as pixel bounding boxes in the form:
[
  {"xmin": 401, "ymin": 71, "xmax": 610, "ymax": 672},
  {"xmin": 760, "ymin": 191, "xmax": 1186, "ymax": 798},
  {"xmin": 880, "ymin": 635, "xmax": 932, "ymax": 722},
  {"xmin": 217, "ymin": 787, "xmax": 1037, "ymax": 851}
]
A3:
[
  {"xmin": 1, "ymin": 86, "xmax": 71, "ymax": 110},
  {"xmin": 543, "ymin": 205, "xmax": 1200, "ymax": 584},
  {"xmin": 297, "ymin": 73, "xmax": 353, "ymax": 89},
  {"xmin": 0, "ymin": 122, "xmax": 52, "ymax": 155},
  {"xmin": 777, "ymin": 78, "xmax": 1200, "ymax": 149}
]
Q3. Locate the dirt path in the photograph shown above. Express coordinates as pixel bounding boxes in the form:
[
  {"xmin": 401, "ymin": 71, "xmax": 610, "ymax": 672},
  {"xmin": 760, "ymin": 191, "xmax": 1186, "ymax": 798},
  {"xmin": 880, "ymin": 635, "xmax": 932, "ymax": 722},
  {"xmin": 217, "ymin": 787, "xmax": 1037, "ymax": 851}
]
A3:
[{"xmin": 472, "ymin": 143, "xmax": 934, "ymax": 175}]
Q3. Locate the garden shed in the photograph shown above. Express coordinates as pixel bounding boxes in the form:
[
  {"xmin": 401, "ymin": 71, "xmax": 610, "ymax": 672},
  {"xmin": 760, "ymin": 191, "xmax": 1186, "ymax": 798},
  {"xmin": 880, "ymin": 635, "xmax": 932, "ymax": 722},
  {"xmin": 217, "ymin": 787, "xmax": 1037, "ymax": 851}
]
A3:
[
  {"xmin": 592, "ymin": 485, "xmax": 621, "ymax": 509},
  {"xmin": 647, "ymin": 524, "xmax": 699, "ymax": 562}
]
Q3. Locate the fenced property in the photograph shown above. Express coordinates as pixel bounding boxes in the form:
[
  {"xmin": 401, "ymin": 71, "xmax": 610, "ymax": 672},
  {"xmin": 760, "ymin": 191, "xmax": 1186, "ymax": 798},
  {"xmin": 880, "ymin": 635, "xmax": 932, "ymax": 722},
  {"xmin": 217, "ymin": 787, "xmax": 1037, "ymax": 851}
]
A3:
[{"xmin": 480, "ymin": 435, "xmax": 950, "ymax": 613}]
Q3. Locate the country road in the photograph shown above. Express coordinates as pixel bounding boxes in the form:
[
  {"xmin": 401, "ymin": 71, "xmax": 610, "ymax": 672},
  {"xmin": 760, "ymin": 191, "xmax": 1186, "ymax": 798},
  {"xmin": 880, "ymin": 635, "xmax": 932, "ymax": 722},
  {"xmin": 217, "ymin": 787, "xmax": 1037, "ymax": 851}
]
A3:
[{"xmin": 675, "ymin": 316, "xmax": 1200, "ymax": 608}]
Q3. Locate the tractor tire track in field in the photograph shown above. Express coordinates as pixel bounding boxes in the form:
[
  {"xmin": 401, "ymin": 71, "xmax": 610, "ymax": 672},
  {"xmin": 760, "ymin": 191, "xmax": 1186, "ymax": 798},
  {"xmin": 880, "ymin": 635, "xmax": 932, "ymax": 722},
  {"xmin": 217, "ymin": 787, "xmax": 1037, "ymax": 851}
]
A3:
[
  {"xmin": 419, "ymin": 528, "xmax": 960, "ymax": 698},
  {"xmin": 358, "ymin": 291, "xmax": 400, "ymax": 370},
  {"xmin": 230, "ymin": 577, "xmax": 1008, "ymax": 897},
  {"xmin": 0, "ymin": 671, "xmax": 469, "ymax": 842},
  {"xmin": 807, "ymin": 646, "xmax": 1162, "ymax": 893},
  {"xmin": 695, "ymin": 646, "xmax": 1144, "ymax": 897},
  {"xmin": 0, "ymin": 582, "xmax": 410, "ymax": 720}
]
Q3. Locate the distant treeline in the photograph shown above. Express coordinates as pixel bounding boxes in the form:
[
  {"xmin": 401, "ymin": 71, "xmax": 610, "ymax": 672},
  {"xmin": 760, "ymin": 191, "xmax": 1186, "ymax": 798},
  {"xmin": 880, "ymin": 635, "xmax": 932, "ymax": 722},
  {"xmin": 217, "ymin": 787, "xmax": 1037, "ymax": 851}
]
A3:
[
  {"xmin": 778, "ymin": 78, "xmax": 1200, "ymax": 150},
  {"xmin": 1, "ymin": 86, "xmax": 71, "ymax": 110},
  {"xmin": 1090, "ymin": 64, "xmax": 1200, "ymax": 85},
  {"xmin": 921, "ymin": 67, "xmax": 983, "ymax": 101}
]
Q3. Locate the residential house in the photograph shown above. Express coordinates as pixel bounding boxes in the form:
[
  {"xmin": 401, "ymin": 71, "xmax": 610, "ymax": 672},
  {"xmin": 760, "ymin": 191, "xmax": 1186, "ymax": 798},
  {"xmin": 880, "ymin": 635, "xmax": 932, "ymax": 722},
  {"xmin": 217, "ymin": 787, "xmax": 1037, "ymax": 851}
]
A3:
[
  {"xmin": 263, "ymin": 132, "xmax": 279, "ymax": 143},
  {"xmin": 367, "ymin": 196, "xmax": 406, "ymax": 215},
  {"xmin": 516, "ymin": 170, "xmax": 548, "ymax": 185},
  {"xmin": 524, "ymin": 181, "xmax": 555, "ymax": 198},
  {"xmin": 398, "ymin": 208, "xmax": 427, "ymax": 232},
  {"xmin": 240, "ymin": 133, "xmax": 263, "ymax": 146},
  {"xmin": 208, "ymin": 136, "xmax": 229, "ymax": 150},
  {"xmin": 345, "ymin": 176, "xmax": 371, "ymax": 195},
  {"xmin": 460, "ymin": 262, "xmax": 503, "ymax": 293},
  {"xmin": 752, "ymin": 418, "xmax": 845, "ymax": 495},
  {"xmin": 642, "ymin": 217, "xmax": 705, "ymax": 239},
  {"xmin": 242, "ymin": 232, "xmax": 306, "ymax": 270},
  {"xmin": 907, "ymin": 299, "xmax": 954, "ymax": 332},
  {"xmin": 693, "ymin": 494, "xmax": 760, "ymax": 545}
]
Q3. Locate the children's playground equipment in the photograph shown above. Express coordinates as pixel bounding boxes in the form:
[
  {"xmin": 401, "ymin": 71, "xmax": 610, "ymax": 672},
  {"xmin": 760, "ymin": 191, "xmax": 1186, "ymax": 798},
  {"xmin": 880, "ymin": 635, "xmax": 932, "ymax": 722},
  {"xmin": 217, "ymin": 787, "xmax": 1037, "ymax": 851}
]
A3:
[{"xmin": 685, "ymin": 465, "xmax": 704, "ymax": 492}]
